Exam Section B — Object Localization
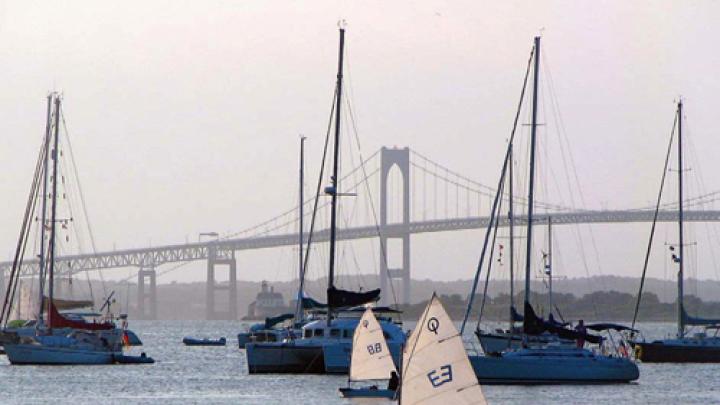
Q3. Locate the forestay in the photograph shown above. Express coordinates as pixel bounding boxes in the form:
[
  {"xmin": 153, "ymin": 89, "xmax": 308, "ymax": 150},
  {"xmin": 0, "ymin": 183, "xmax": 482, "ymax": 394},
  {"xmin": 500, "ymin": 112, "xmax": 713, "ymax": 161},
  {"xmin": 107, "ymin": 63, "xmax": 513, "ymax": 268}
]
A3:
[
  {"xmin": 350, "ymin": 307, "xmax": 397, "ymax": 381},
  {"xmin": 401, "ymin": 295, "xmax": 486, "ymax": 405}
]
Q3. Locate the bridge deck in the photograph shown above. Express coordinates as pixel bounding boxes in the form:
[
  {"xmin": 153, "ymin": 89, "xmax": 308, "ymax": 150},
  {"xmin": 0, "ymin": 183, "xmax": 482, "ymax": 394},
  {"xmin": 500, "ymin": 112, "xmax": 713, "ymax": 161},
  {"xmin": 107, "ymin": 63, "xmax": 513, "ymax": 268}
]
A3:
[{"xmin": 2, "ymin": 209, "xmax": 719, "ymax": 276}]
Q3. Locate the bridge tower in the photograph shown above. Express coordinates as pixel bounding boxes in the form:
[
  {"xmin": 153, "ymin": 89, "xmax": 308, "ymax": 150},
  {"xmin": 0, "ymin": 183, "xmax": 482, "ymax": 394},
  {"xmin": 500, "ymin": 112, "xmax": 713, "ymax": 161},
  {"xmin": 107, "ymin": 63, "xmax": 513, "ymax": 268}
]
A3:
[
  {"xmin": 379, "ymin": 147, "xmax": 411, "ymax": 305},
  {"xmin": 206, "ymin": 245, "xmax": 238, "ymax": 320},
  {"xmin": 136, "ymin": 264, "xmax": 157, "ymax": 320}
]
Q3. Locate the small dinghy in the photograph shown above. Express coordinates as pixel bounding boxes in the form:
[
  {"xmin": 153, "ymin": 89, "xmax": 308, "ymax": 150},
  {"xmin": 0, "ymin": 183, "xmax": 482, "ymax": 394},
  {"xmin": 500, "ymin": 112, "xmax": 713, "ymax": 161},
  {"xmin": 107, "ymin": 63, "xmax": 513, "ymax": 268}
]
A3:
[
  {"xmin": 338, "ymin": 386, "xmax": 395, "ymax": 399},
  {"xmin": 113, "ymin": 352, "xmax": 155, "ymax": 364},
  {"xmin": 182, "ymin": 337, "xmax": 226, "ymax": 346},
  {"xmin": 338, "ymin": 308, "xmax": 398, "ymax": 399}
]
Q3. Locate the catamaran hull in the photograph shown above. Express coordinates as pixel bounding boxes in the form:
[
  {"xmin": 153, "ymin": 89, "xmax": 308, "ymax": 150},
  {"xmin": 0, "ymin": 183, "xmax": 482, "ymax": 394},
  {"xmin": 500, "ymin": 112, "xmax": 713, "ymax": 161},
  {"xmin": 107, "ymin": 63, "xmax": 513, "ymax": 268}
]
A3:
[
  {"xmin": 246, "ymin": 341, "xmax": 402, "ymax": 374},
  {"xmin": 469, "ymin": 353, "xmax": 639, "ymax": 385},
  {"xmin": 322, "ymin": 342, "xmax": 402, "ymax": 374},
  {"xmin": 246, "ymin": 343, "xmax": 325, "ymax": 373},
  {"xmin": 634, "ymin": 341, "xmax": 720, "ymax": 363},
  {"xmin": 4, "ymin": 344, "xmax": 115, "ymax": 365}
]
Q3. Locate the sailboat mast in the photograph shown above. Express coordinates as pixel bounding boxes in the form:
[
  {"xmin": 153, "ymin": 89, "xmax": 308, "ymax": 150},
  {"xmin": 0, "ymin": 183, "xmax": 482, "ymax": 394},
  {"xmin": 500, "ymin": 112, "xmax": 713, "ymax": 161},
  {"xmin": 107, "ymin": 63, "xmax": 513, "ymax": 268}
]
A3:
[
  {"xmin": 508, "ymin": 144, "xmax": 515, "ymax": 326},
  {"xmin": 295, "ymin": 135, "xmax": 306, "ymax": 322},
  {"xmin": 547, "ymin": 216, "xmax": 552, "ymax": 315},
  {"xmin": 677, "ymin": 99, "xmax": 685, "ymax": 338},
  {"xmin": 524, "ymin": 36, "xmax": 541, "ymax": 307},
  {"xmin": 47, "ymin": 95, "xmax": 62, "ymax": 330},
  {"xmin": 37, "ymin": 94, "xmax": 53, "ymax": 324},
  {"xmin": 327, "ymin": 27, "xmax": 345, "ymax": 324}
]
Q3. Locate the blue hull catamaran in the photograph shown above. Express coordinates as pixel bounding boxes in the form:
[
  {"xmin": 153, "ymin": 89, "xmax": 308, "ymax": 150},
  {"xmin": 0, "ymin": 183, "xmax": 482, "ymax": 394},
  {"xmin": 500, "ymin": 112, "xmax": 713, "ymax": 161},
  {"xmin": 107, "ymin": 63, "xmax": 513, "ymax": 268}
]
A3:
[
  {"xmin": 0, "ymin": 93, "xmax": 153, "ymax": 365},
  {"xmin": 630, "ymin": 100, "xmax": 720, "ymax": 362},
  {"xmin": 246, "ymin": 24, "xmax": 405, "ymax": 374},
  {"xmin": 461, "ymin": 36, "xmax": 639, "ymax": 384}
]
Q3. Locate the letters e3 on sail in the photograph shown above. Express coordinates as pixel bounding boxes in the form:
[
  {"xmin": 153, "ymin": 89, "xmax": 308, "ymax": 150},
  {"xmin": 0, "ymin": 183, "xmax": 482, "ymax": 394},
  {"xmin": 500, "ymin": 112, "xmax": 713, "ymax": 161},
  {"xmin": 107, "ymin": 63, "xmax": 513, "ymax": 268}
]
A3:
[{"xmin": 428, "ymin": 365, "xmax": 453, "ymax": 387}]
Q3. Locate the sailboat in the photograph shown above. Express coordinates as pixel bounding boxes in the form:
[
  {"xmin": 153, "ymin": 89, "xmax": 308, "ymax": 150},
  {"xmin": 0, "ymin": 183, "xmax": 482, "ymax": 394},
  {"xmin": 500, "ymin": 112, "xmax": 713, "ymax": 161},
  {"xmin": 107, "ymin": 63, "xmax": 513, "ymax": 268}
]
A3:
[
  {"xmin": 237, "ymin": 137, "xmax": 309, "ymax": 349},
  {"xmin": 245, "ymin": 25, "xmax": 406, "ymax": 374},
  {"xmin": 400, "ymin": 294, "xmax": 486, "ymax": 405},
  {"xmin": 0, "ymin": 93, "xmax": 152, "ymax": 365},
  {"xmin": 632, "ymin": 100, "xmax": 720, "ymax": 362},
  {"xmin": 464, "ymin": 36, "xmax": 639, "ymax": 384},
  {"xmin": 477, "ymin": 217, "xmax": 574, "ymax": 354},
  {"xmin": 338, "ymin": 307, "xmax": 398, "ymax": 399}
]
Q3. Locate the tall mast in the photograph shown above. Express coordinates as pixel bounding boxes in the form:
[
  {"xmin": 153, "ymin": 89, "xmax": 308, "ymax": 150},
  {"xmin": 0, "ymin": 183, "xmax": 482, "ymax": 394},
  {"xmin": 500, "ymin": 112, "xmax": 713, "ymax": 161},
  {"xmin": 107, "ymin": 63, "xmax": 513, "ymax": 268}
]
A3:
[
  {"xmin": 37, "ymin": 94, "xmax": 53, "ymax": 325},
  {"xmin": 508, "ymin": 144, "xmax": 515, "ymax": 327},
  {"xmin": 47, "ymin": 95, "xmax": 61, "ymax": 330},
  {"xmin": 295, "ymin": 135, "xmax": 306, "ymax": 322},
  {"xmin": 677, "ymin": 99, "xmax": 685, "ymax": 338},
  {"xmin": 547, "ymin": 216, "xmax": 552, "ymax": 316},
  {"xmin": 524, "ymin": 36, "xmax": 541, "ymax": 308},
  {"xmin": 327, "ymin": 26, "xmax": 345, "ymax": 325}
]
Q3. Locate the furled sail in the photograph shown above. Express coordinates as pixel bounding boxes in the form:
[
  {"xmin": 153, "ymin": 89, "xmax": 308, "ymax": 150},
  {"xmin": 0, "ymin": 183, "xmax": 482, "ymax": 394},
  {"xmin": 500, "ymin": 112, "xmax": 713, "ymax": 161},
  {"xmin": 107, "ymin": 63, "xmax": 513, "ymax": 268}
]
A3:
[
  {"xmin": 45, "ymin": 296, "xmax": 94, "ymax": 311},
  {"xmin": 350, "ymin": 308, "xmax": 396, "ymax": 381},
  {"xmin": 523, "ymin": 302, "xmax": 602, "ymax": 344},
  {"xmin": 301, "ymin": 295, "xmax": 327, "ymax": 309},
  {"xmin": 327, "ymin": 287, "xmax": 380, "ymax": 308},
  {"xmin": 401, "ymin": 294, "xmax": 486, "ymax": 405},
  {"xmin": 264, "ymin": 313, "xmax": 294, "ymax": 329},
  {"xmin": 682, "ymin": 308, "xmax": 720, "ymax": 326},
  {"xmin": 46, "ymin": 302, "xmax": 115, "ymax": 331}
]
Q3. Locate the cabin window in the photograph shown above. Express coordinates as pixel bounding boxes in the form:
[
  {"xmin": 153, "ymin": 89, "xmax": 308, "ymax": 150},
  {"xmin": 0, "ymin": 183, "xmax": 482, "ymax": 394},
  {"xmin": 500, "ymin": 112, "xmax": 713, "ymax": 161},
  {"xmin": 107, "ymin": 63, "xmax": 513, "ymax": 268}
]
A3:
[
  {"xmin": 343, "ymin": 329, "xmax": 354, "ymax": 338},
  {"xmin": 267, "ymin": 334, "xmax": 277, "ymax": 342},
  {"xmin": 330, "ymin": 329, "xmax": 341, "ymax": 338},
  {"xmin": 313, "ymin": 329, "xmax": 324, "ymax": 337},
  {"xmin": 304, "ymin": 329, "xmax": 312, "ymax": 338}
]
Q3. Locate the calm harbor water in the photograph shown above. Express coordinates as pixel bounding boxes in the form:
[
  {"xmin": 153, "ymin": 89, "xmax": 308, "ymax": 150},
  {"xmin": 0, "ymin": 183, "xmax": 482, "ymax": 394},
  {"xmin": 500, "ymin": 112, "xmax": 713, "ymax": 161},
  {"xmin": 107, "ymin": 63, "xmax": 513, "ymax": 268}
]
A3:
[{"xmin": 1, "ymin": 320, "xmax": 719, "ymax": 404}]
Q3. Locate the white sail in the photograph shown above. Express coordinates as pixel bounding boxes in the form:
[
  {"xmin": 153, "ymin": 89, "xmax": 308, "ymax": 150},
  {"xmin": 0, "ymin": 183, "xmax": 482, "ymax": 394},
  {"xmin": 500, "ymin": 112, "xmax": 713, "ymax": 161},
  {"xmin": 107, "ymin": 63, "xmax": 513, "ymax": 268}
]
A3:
[
  {"xmin": 350, "ymin": 307, "xmax": 397, "ymax": 381},
  {"xmin": 400, "ymin": 295, "xmax": 486, "ymax": 405}
]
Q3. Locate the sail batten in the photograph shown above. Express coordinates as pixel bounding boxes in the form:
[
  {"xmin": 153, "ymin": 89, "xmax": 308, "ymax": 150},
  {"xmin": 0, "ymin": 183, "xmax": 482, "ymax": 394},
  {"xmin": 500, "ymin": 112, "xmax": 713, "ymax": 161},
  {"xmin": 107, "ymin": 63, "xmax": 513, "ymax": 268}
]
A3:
[
  {"xmin": 401, "ymin": 295, "xmax": 486, "ymax": 405},
  {"xmin": 349, "ymin": 308, "xmax": 396, "ymax": 381}
]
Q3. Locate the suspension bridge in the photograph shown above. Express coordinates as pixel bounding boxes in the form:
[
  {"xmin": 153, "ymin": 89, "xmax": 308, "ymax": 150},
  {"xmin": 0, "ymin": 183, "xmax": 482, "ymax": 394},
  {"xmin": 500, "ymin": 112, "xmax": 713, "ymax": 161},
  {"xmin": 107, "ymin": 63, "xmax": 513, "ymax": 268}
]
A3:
[{"xmin": 3, "ymin": 147, "xmax": 720, "ymax": 319}]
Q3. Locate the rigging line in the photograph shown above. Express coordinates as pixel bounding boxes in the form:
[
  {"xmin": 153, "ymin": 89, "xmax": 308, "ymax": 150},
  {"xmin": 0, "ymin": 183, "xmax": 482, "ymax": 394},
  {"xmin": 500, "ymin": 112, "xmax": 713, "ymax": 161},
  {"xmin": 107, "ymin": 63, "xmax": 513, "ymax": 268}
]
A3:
[
  {"xmin": 1, "ymin": 133, "xmax": 46, "ymax": 325},
  {"xmin": 60, "ymin": 110, "xmax": 106, "ymax": 303},
  {"xmin": 297, "ymin": 85, "xmax": 337, "ymax": 313},
  {"xmin": 224, "ymin": 149, "xmax": 380, "ymax": 239},
  {"xmin": 461, "ymin": 44, "xmax": 535, "ymax": 334},
  {"xmin": 344, "ymin": 81, "xmax": 401, "ymax": 311},
  {"xmin": 542, "ymin": 47, "xmax": 605, "ymax": 316},
  {"xmin": 247, "ymin": 167, "xmax": 380, "ymax": 238},
  {"xmin": 476, "ymin": 180, "xmax": 504, "ymax": 329},
  {"xmin": 631, "ymin": 113, "xmax": 678, "ymax": 330}
]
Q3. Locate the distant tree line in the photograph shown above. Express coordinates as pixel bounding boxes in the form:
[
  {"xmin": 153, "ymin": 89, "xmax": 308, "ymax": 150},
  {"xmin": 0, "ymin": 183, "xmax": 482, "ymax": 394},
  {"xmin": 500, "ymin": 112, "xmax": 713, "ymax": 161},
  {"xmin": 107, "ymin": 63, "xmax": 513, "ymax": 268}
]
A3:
[{"xmin": 398, "ymin": 290, "xmax": 720, "ymax": 322}]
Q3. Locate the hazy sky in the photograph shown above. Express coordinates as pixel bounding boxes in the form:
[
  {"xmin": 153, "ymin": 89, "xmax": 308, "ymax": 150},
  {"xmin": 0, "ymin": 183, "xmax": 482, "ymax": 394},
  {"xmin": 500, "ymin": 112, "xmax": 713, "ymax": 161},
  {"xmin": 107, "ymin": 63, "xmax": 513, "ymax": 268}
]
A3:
[{"xmin": 1, "ymin": 1, "xmax": 720, "ymax": 290}]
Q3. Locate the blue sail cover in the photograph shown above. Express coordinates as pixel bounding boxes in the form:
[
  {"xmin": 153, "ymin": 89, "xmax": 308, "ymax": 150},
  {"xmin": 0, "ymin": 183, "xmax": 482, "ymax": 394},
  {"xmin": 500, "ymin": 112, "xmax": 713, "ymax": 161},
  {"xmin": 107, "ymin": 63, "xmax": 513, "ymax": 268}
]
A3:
[
  {"xmin": 327, "ymin": 287, "xmax": 380, "ymax": 308},
  {"xmin": 301, "ymin": 296, "xmax": 327, "ymax": 309},
  {"xmin": 682, "ymin": 308, "xmax": 720, "ymax": 326},
  {"xmin": 586, "ymin": 323, "xmax": 638, "ymax": 332},
  {"xmin": 264, "ymin": 313, "xmax": 294, "ymax": 329},
  {"xmin": 510, "ymin": 306, "xmax": 524, "ymax": 322},
  {"xmin": 523, "ymin": 302, "xmax": 602, "ymax": 344}
]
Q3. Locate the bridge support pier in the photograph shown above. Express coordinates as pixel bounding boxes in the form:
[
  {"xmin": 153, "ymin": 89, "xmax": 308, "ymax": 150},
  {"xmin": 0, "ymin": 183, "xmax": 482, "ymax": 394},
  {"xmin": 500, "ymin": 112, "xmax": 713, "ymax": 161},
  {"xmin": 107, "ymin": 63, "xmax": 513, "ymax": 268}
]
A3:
[
  {"xmin": 136, "ymin": 266, "xmax": 157, "ymax": 320},
  {"xmin": 380, "ymin": 147, "xmax": 411, "ymax": 305},
  {"xmin": 206, "ymin": 247, "xmax": 237, "ymax": 320}
]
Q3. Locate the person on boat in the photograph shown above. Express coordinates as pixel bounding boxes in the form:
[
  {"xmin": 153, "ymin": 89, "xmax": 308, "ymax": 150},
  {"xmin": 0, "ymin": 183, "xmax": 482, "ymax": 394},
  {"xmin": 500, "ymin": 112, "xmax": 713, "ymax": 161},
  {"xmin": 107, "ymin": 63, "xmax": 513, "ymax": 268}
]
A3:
[
  {"xmin": 574, "ymin": 319, "xmax": 587, "ymax": 348},
  {"xmin": 387, "ymin": 371, "xmax": 399, "ymax": 391}
]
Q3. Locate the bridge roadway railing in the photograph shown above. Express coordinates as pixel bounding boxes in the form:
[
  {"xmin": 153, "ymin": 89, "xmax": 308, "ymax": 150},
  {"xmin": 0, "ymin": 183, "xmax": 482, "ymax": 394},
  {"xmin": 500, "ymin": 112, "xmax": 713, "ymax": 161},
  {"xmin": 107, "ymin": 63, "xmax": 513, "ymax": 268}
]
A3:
[{"xmin": 3, "ymin": 209, "xmax": 720, "ymax": 276}]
